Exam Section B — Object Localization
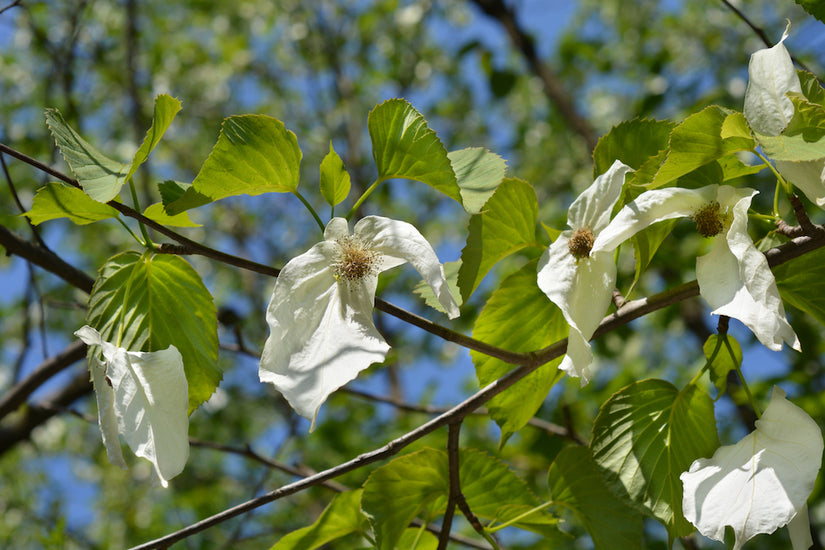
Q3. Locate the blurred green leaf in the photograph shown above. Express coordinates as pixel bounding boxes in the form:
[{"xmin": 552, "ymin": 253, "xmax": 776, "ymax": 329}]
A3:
[
  {"xmin": 471, "ymin": 259, "xmax": 566, "ymax": 445},
  {"xmin": 590, "ymin": 379, "xmax": 719, "ymax": 540},
  {"xmin": 703, "ymin": 334, "xmax": 742, "ymax": 396},
  {"xmin": 86, "ymin": 252, "xmax": 221, "ymax": 413},
  {"xmin": 547, "ymin": 446, "xmax": 643, "ymax": 550},
  {"xmin": 457, "ymin": 178, "xmax": 538, "ymax": 302},
  {"xmin": 167, "ymin": 115, "xmax": 302, "ymax": 214},
  {"xmin": 368, "ymin": 98, "xmax": 461, "ymax": 202},
  {"xmin": 27, "ymin": 182, "xmax": 119, "ymax": 225}
]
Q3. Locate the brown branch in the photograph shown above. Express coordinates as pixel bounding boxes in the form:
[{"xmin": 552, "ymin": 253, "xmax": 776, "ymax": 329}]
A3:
[
  {"xmin": 469, "ymin": 0, "xmax": 598, "ymax": 151},
  {"xmin": 789, "ymin": 194, "xmax": 819, "ymax": 236},
  {"xmin": 438, "ymin": 421, "xmax": 462, "ymax": 550},
  {"xmin": 0, "ymin": 340, "xmax": 87, "ymax": 422}
]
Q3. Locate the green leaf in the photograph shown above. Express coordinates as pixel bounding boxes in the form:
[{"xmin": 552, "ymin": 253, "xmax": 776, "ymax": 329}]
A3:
[
  {"xmin": 448, "ymin": 147, "xmax": 507, "ymax": 214},
  {"xmin": 86, "ymin": 252, "xmax": 221, "ymax": 412},
  {"xmin": 127, "ymin": 94, "xmax": 181, "ymax": 182},
  {"xmin": 785, "ymin": 93, "xmax": 825, "ymax": 140},
  {"xmin": 361, "ymin": 447, "xmax": 558, "ymax": 550},
  {"xmin": 754, "ymin": 130, "xmax": 825, "ymax": 161},
  {"xmin": 795, "ymin": 0, "xmax": 825, "ymax": 24},
  {"xmin": 471, "ymin": 260, "xmax": 567, "ymax": 445},
  {"xmin": 396, "ymin": 528, "xmax": 438, "ymax": 550},
  {"xmin": 774, "ymin": 246, "xmax": 825, "ymax": 326},
  {"xmin": 703, "ymin": 334, "xmax": 742, "ymax": 397},
  {"xmin": 319, "ymin": 142, "xmax": 351, "ymax": 207},
  {"xmin": 592, "ymin": 117, "xmax": 675, "ymax": 179},
  {"xmin": 142, "ymin": 202, "xmax": 201, "ymax": 228},
  {"xmin": 413, "ymin": 260, "xmax": 462, "ymax": 314},
  {"xmin": 650, "ymin": 106, "xmax": 755, "ymax": 188},
  {"xmin": 590, "ymin": 379, "xmax": 719, "ymax": 540},
  {"xmin": 457, "ymin": 178, "xmax": 538, "ymax": 302},
  {"xmin": 269, "ymin": 490, "xmax": 368, "ymax": 550},
  {"xmin": 26, "ymin": 182, "xmax": 119, "ymax": 225},
  {"xmin": 368, "ymin": 98, "xmax": 460, "ymax": 202},
  {"xmin": 547, "ymin": 446, "xmax": 644, "ymax": 550},
  {"xmin": 45, "ymin": 108, "xmax": 130, "ymax": 203},
  {"xmin": 167, "ymin": 115, "xmax": 302, "ymax": 214},
  {"xmin": 799, "ymin": 70, "xmax": 825, "ymax": 107}
]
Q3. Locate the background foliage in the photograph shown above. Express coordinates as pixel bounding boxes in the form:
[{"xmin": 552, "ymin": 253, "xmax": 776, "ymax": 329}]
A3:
[{"xmin": 0, "ymin": 0, "xmax": 824, "ymax": 548}]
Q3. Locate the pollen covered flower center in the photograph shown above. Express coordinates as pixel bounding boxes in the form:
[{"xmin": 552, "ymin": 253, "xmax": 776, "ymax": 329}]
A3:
[
  {"xmin": 332, "ymin": 236, "xmax": 380, "ymax": 283},
  {"xmin": 568, "ymin": 228, "xmax": 595, "ymax": 259},
  {"xmin": 691, "ymin": 201, "xmax": 727, "ymax": 238}
]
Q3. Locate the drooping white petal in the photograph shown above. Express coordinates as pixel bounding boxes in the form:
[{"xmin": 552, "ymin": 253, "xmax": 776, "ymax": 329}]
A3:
[
  {"xmin": 593, "ymin": 186, "xmax": 717, "ymax": 253},
  {"xmin": 259, "ymin": 239, "xmax": 389, "ymax": 431},
  {"xmin": 112, "ymin": 346, "xmax": 189, "ymax": 487},
  {"xmin": 537, "ymin": 236, "xmax": 617, "ymax": 386},
  {"xmin": 743, "ymin": 26, "xmax": 801, "ymax": 136},
  {"xmin": 88, "ymin": 355, "xmax": 127, "ymax": 469},
  {"xmin": 567, "ymin": 160, "xmax": 633, "ymax": 232},
  {"xmin": 681, "ymin": 386, "xmax": 823, "ymax": 550},
  {"xmin": 698, "ymin": 187, "xmax": 800, "ymax": 351},
  {"xmin": 354, "ymin": 215, "xmax": 460, "ymax": 319},
  {"xmin": 74, "ymin": 325, "xmax": 189, "ymax": 487},
  {"xmin": 788, "ymin": 505, "xmax": 814, "ymax": 550},
  {"xmin": 776, "ymin": 159, "xmax": 825, "ymax": 207}
]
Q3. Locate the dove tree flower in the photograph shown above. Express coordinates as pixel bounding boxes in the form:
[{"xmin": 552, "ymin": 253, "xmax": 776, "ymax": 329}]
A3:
[
  {"xmin": 680, "ymin": 386, "xmax": 823, "ymax": 550},
  {"xmin": 743, "ymin": 26, "xmax": 825, "ymax": 207},
  {"xmin": 537, "ymin": 160, "xmax": 633, "ymax": 385},
  {"xmin": 593, "ymin": 184, "xmax": 800, "ymax": 352},
  {"xmin": 74, "ymin": 325, "xmax": 189, "ymax": 488},
  {"xmin": 259, "ymin": 215, "xmax": 459, "ymax": 431}
]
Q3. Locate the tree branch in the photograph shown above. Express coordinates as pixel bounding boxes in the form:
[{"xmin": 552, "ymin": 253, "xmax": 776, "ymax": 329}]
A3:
[
  {"xmin": 438, "ymin": 421, "xmax": 462, "ymax": 550},
  {"xmin": 468, "ymin": 0, "xmax": 598, "ymax": 151}
]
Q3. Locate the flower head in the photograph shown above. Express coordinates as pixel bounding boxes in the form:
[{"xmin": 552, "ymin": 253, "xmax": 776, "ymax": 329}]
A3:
[
  {"xmin": 537, "ymin": 160, "xmax": 633, "ymax": 385},
  {"xmin": 743, "ymin": 26, "xmax": 825, "ymax": 207},
  {"xmin": 593, "ymin": 184, "xmax": 800, "ymax": 351},
  {"xmin": 74, "ymin": 325, "xmax": 189, "ymax": 488},
  {"xmin": 259, "ymin": 215, "xmax": 459, "ymax": 431},
  {"xmin": 680, "ymin": 387, "xmax": 822, "ymax": 550}
]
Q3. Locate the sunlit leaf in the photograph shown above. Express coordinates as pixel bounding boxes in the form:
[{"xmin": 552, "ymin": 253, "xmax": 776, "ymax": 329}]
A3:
[
  {"xmin": 127, "ymin": 94, "xmax": 182, "ymax": 181},
  {"xmin": 547, "ymin": 446, "xmax": 643, "ymax": 550},
  {"xmin": 142, "ymin": 202, "xmax": 201, "ymax": 228},
  {"xmin": 27, "ymin": 182, "xmax": 119, "ymax": 225},
  {"xmin": 269, "ymin": 490, "xmax": 368, "ymax": 550},
  {"xmin": 457, "ymin": 177, "xmax": 538, "ymax": 302},
  {"xmin": 368, "ymin": 98, "xmax": 460, "ymax": 202},
  {"xmin": 45, "ymin": 108, "xmax": 130, "ymax": 203},
  {"xmin": 650, "ymin": 107, "xmax": 755, "ymax": 188},
  {"xmin": 472, "ymin": 259, "xmax": 566, "ymax": 445},
  {"xmin": 319, "ymin": 142, "xmax": 351, "ymax": 207},
  {"xmin": 167, "ymin": 115, "xmax": 302, "ymax": 214},
  {"xmin": 449, "ymin": 147, "xmax": 507, "ymax": 214},
  {"xmin": 774, "ymin": 246, "xmax": 825, "ymax": 326},
  {"xmin": 591, "ymin": 379, "xmax": 719, "ymax": 539},
  {"xmin": 86, "ymin": 252, "xmax": 221, "ymax": 412},
  {"xmin": 593, "ymin": 117, "xmax": 675, "ymax": 181}
]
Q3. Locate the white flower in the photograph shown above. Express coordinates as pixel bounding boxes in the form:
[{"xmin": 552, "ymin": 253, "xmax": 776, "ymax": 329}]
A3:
[
  {"xmin": 74, "ymin": 325, "xmax": 189, "ymax": 488},
  {"xmin": 537, "ymin": 160, "xmax": 633, "ymax": 385},
  {"xmin": 593, "ymin": 184, "xmax": 800, "ymax": 352},
  {"xmin": 743, "ymin": 26, "xmax": 825, "ymax": 207},
  {"xmin": 259, "ymin": 216, "xmax": 459, "ymax": 431},
  {"xmin": 680, "ymin": 386, "xmax": 823, "ymax": 550}
]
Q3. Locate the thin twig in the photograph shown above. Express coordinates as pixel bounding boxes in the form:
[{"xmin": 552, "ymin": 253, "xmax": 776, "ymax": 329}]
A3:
[
  {"xmin": 438, "ymin": 421, "xmax": 462, "ymax": 550},
  {"xmin": 0, "ymin": 0, "xmax": 21, "ymax": 16}
]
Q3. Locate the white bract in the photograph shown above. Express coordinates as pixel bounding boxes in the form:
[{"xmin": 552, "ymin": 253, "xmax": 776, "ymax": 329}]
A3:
[
  {"xmin": 537, "ymin": 160, "xmax": 633, "ymax": 385},
  {"xmin": 75, "ymin": 325, "xmax": 189, "ymax": 488},
  {"xmin": 743, "ymin": 26, "xmax": 825, "ymax": 207},
  {"xmin": 259, "ymin": 216, "xmax": 459, "ymax": 431},
  {"xmin": 593, "ymin": 184, "xmax": 800, "ymax": 352},
  {"xmin": 680, "ymin": 386, "xmax": 823, "ymax": 550}
]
